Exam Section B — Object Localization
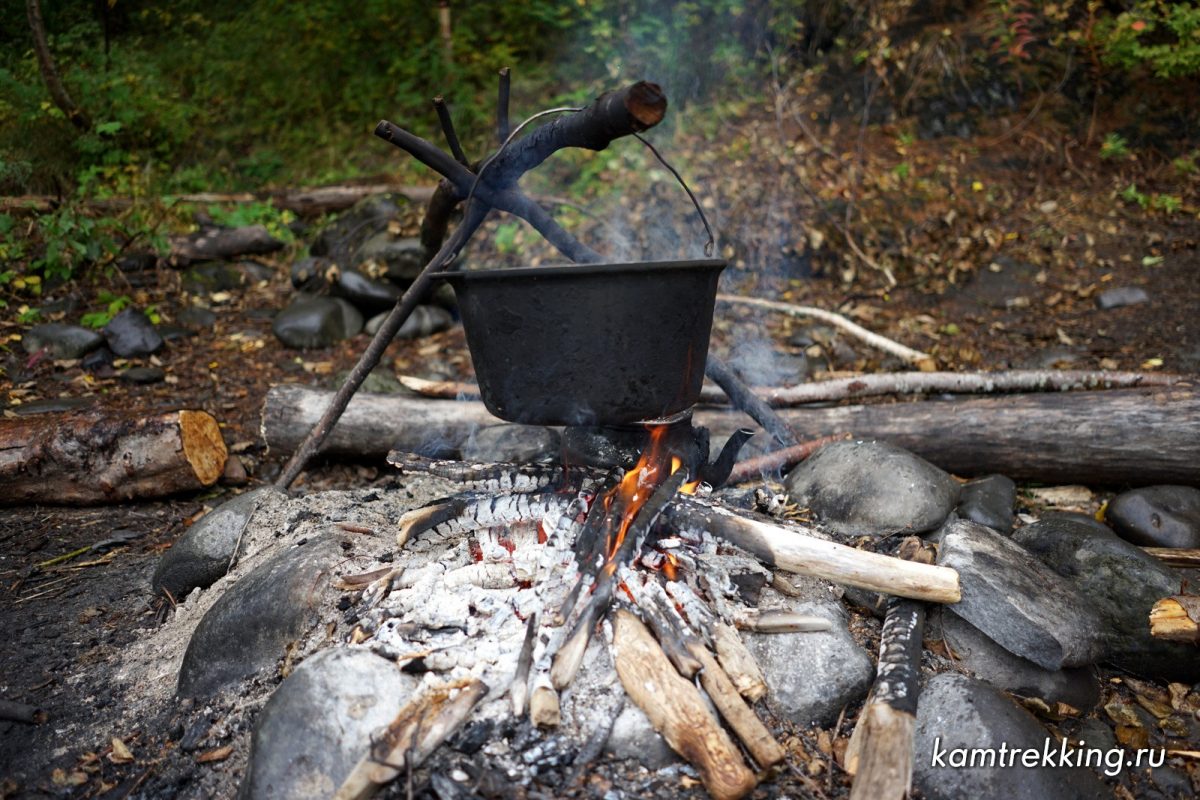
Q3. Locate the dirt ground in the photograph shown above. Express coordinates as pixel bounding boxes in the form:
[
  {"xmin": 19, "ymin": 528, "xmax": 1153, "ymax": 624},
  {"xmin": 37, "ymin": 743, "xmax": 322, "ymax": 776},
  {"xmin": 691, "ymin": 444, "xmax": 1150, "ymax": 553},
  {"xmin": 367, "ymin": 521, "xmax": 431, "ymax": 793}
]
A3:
[{"xmin": 2, "ymin": 88, "xmax": 1199, "ymax": 798}]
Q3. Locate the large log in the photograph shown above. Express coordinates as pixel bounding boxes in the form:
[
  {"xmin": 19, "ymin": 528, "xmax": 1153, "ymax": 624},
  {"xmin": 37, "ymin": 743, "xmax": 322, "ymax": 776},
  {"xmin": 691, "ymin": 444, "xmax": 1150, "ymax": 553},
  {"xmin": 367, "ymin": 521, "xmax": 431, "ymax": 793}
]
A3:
[
  {"xmin": 261, "ymin": 386, "xmax": 1200, "ymax": 486},
  {"xmin": 0, "ymin": 408, "xmax": 226, "ymax": 505}
]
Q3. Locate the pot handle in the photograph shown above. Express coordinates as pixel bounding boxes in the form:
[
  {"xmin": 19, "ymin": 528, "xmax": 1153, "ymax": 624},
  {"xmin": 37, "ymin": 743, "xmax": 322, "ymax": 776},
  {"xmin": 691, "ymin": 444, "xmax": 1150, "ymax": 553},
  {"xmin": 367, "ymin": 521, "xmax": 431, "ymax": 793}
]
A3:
[
  {"xmin": 466, "ymin": 107, "xmax": 717, "ymax": 259},
  {"xmin": 631, "ymin": 133, "xmax": 716, "ymax": 257}
]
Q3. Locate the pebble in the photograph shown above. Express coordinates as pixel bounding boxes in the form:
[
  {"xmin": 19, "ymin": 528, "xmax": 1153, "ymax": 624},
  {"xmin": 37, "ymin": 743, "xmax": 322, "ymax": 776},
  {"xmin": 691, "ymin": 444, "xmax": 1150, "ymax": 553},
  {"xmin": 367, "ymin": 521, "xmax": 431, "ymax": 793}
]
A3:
[
  {"xmin": 932, "ymin": 610, "xmax": 1100, "ymax": 711},
  {"xmin": 152, "ymin": 487, "xmax": 281, "ymax": 600},
  {"xmin": 742, "ymin": 590, "xmax": 873, "ymax": 725},
  {"xmin": 333, "ymin": 367, "xmax": 405, "ymax": 395},
  {"xmin": 177, "ymin": 307, "xmax": 217, "ymax": 329},
  {"xmin": 364, "ymin": 304, "xmax": 454, "ymax": 339},
  {"xmin": 156, "ymin": 324, "xmax": 194, "ymax": 343},
  {"xmin": 272, "ymin": 296, "xmax": 363, "ymax": 349},
  {"xmin": 1105, "ymin": 485, "xmax": 1200, "ymax": 549},
  {"xmin": 1096, "ymin": 286, "xmax": 1150, "ymax": 310},
  {"xmin": 181, "ymin": 262, "xmax": 244, "ymax": 294},
  {"xmin": 21, "ymin": 323, "xmax": 104, "ymax": 360},
  {"xmin": 956, "ymin": 474, "xmax": 1016, "ymax": 533},
  {"xmin": 102, "ymin": 307, "xmax": 164, "ymax": 357},
  {"xmin": 332, "ymin": 268, "xmax": 401, "ymax": 313},
  {"xmin": 81, "ymin": 346, "xmax": 114, "ymax": 373},
  {"xmin": 1011, "ymin": 515, "xmax": 1200, "ymax": 682},
  {"xmin": 176, "ymin": 535, "xmax": 339, "ymax": 698},
  {"xmin": 240, "ymin": 648, "xmax": 417, "ymax": 799},
  {"xmin": 933, "ymin": 519, "xmax": 1105, "ymax": 670},
  {"xmin": 462, "ymin": 425, "xmax": 561, "ymax": 463},
  {"xmin": 913, "ymin": 672, "xmax": 1109, "ymax": 800},
  {"xmin": 119, "ymin": 366, "xmax": 165, "ymax": 384},
  {"xmin": 783, "ymin": 440, "xmax": 960, "ymax": 536}
]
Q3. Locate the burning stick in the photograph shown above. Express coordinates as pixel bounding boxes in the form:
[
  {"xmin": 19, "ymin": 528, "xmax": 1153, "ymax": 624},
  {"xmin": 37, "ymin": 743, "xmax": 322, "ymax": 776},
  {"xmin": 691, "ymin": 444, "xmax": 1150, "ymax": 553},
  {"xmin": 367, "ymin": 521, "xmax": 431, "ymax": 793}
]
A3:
[
  {"xmin": 844, "ymin": 538, "xmax": 934, "ymax": 800},
  {"xmin": 334, "ymin": 678, "xmax": 487, "ymax": 800},
  {"xmin": 663, "ymin": 495, "xmax": 961, "ymax": 604},
  {"xmin": 612, "ymin": 610, "xmax": 757, "ymax": 800}
]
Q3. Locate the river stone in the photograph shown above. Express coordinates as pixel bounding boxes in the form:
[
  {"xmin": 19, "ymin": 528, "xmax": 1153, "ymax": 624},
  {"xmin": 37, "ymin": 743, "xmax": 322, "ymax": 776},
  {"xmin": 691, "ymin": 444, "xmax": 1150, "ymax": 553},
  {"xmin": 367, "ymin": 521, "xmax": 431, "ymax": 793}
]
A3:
[
  {"xmin": 1105, "ymin": 485, "xmax": 1200, "ymax": 549},
  {"xmin": 332, "ymin": 269, "xmax": 401, "ymax": 313},
  {"xmin": 956, "ymin": 474, "xmax": 1016, "ymax": 533},
  {"xmin": 333, "ymin": 367, "xmax": 405, "ymax": 395},
  {"xmin": 239, "ymin": 648, "xmax": 417, "ymax": 799},
  {"xmin": 1096, "ymin": 286, "xmax": 1149, "ymax": 310},
  {"xmin": 177, "ymin": 536, "xmax": 339, "ymax": 698},
  {"xmin": 21, "ymin": 323, "xmax": 104, "ymax": 360},
  {"xmin": 290, "ymin": 256, "xmax": 333, "ymax": 292},
  {"xmin": 1011, "ymin": 516, "xmax": 1199, "ymax": 681},
  {"xmin": 783, "ymin": 440, "xmax": 959, "ymax": 536},
  {"xmin": 605, "ymin": 703, "xmax": 678, "ymax": 769},
  {"xmin": 103, "ymin": 307, "xmax": 164, "ymax": 357},
  {"xmin": 913, "ymin": 672, "xmax": 1109, "ymax": 800},
  {"xmin": 157, "ymin": 323, "xmax": 194, "ymax": 343},
  {"xmin": 182, "ymin": 262, "xmax": 244, "ymax": 294},
  {"xmin": 311, "ymin": 194, "xmax": 408, "ymax": 265},
  {"xmin": 742, "ymin": 591, "xmax": 872, "ymax": 725},
  {"xmin": 462, "ymin": 425, "xmax": 560, "ymax": 463},
  {"xmin": 153, "ymin": 488, "xmax": 281, "ymax": 599},
  {"xmin": 358, "ymin": 234, "xmax": 425, "ymax": 285},
  {"xmin": 364, "ymin": 304, "xmax": 454, "ymax": 339},
  {"xmin": 11, "ymin": 397, "xmax": 94, "ymax": 415},
  {"xmin": 933, "ymin": 610, "xmax": 1100, "ymax": 711},
  {"xmin": 272, "ymin": 296, "xmax": 363, "ymax": 349},
  {"xmin": 81, "ymin": 346, "xmax": 114, "ymax": 373},
  {"xmin": 933, "ymin": 519, "xmax": 1104, "ymax": 670}
]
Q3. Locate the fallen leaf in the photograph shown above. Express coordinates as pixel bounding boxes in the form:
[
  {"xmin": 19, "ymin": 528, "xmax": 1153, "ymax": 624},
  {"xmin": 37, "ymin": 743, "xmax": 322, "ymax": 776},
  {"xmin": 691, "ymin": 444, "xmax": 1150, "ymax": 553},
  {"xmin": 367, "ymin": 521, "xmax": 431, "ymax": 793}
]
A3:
[
  {"xmin": 109, "ymin": 737, "xmax": 134, "ymax": 764},
  {"xmin": 196, "ymin": 745, "xmax": 233, "ymax": 763},
  {"xmin": 1115, "ymin": 725, "xmax": 1149, "ymax": 749}
]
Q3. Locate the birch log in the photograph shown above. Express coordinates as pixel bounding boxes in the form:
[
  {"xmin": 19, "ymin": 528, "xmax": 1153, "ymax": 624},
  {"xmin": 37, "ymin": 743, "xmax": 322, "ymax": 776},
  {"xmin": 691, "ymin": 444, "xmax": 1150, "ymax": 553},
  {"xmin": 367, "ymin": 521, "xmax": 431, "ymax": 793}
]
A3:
[{"xmin": 1, "ymin": 408, "xmax": 226, "ymax": 505}]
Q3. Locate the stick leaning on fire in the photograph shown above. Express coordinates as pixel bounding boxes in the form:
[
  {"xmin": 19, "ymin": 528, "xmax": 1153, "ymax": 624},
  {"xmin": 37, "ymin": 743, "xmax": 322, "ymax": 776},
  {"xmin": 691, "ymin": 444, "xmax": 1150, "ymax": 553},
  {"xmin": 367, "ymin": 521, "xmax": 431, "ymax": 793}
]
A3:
[{"xmin": 295, "ymin": 70, "xmax": 962, "ymax": 800}]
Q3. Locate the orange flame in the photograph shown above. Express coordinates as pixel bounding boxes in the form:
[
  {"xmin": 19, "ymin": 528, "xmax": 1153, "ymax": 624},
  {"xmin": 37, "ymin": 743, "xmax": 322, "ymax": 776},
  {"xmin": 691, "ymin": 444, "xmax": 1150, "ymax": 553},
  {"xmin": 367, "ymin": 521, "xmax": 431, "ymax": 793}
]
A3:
[{"xmin": 601, "ymin": 425, "xmax": 688, "ymax": 572}]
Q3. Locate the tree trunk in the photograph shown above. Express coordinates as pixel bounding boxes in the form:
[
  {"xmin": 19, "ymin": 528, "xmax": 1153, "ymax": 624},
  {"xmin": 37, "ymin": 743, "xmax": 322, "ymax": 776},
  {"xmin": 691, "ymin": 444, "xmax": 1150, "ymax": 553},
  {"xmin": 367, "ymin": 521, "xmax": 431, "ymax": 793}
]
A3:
[
  {"xmin": 0, "ymin": 409, "xmax": 227, "ymax": 505},
  {"xmin": 26, "ymin": 0, "xmax": 90, "ymax": 131}
]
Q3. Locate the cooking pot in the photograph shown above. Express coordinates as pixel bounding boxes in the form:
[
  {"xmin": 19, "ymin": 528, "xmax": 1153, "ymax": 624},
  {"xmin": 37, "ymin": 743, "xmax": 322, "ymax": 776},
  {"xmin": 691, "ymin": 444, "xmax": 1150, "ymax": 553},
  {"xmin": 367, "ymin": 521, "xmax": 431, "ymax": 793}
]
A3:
[{"xmin": 435, "ymin": 258, "xmax": 725, "ymax": 426}]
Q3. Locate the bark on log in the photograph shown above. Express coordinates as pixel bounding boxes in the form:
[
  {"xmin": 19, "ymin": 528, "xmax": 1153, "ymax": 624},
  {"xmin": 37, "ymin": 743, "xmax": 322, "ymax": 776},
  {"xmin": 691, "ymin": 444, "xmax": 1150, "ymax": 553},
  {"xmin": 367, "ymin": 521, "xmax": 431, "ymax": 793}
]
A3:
[
  {"xmin": 264, "ymin": 386, "xmax": 1200, "ymax": 485},
  {"xmin": 168, "ymin": 225, "xmax": 284, "ymax": 266},
  {"xmin": 0, "ymin": 409, "xmax": 226, "ymax": 505},
  {"xmin": 706, "ymin": 388, "xmax": 1200, "ymax": 486},
  {"xmin": 611, "ymin": 610, "xmax": 757, "ymax": 800},
  {"xmin": 1149, "ymin": 596, "xmax": 1200, "ymax": 645}
]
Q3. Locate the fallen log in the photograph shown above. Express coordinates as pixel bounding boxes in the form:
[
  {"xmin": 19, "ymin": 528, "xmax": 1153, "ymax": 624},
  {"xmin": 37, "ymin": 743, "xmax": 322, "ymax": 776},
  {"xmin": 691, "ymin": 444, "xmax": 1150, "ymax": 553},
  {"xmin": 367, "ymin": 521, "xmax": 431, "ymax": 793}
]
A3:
[
  {"xmin": 263, "ymin": 386, "xmax": 1200, "ymax": 485},
  {"xmin": 1149, "ymin": 596, "xmax": 1200, "ymax": 645},
  {"xmin": 0, "ymin": 182, "xmax": 434, "ymax": 217},
  {"xmin": 0, "ymin": 408, "xmax": 226, "ymax": 505},
  {"xmin": 167, "ymin": 225, "xmax": 284, "ymax": 266},
  {"xmin": 611, "ymin": 609, "xmax": 757, "ymax": 800}
]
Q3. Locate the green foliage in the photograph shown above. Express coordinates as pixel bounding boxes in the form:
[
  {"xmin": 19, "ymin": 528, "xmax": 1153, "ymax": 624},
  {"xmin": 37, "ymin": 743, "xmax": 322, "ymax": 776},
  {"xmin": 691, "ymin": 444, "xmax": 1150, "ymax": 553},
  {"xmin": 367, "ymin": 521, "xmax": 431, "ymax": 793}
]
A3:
[
  {"xmin": 1099, "ymin": 132, "xmax": 1131, "ymax": 160},
  {"xmin": 1120, "ymin": 182, "xmax": 1150, "ymax": 208},
  {"xmin": 203, "ymin": 201, "xmax": 296, "ymax": 244},
  {"xmin": 1099, "ymin": 1, "xmax": 1200, "ymax": 79},
  {"xmin": 1118, "ymin": 183, "xmax": 1183, "ymax": 213},
  {"xmin": 79, "ymin": 291, "xmax": 132, "ymax": 329}
]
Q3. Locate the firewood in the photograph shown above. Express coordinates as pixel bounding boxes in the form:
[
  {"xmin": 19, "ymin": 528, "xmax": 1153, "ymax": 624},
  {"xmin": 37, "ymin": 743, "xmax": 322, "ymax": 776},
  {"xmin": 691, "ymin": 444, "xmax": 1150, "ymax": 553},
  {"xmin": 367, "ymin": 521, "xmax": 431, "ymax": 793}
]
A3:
[
  {"xmin": 711, "ymin": 622, "xmax": 769, "ymax": 703},
  {"xmin": 725, "ymin": 433, "xmax": 851, "ymax": 484},
  {"xmin": 0, "ymin": 408, "xmax": 226, "ymax": 505},
  {"xmin": 264, "ymin": 386, "xmax": 1200, "ymax": 485},
  {"xmin": 1143, "ymin": 548, "xmax": 1200, "ymax": 568},
  {"xmin": 334, "ymin": 678, "xmax": 487, "ymax": 800},
  {"xmin": 663, "ymin": 496, "xmax": 961, "ymax": 604},
  {"xmin": 844, "ymin": 538, "xmax": 934, "ymax": 800},
  {"xmin": 1149, "ymin": 596, "xmax": 1200, "ymax": 645},
  {"xmin": 529, "ymin": 672, "xmax": 561, "ymax": 728},
  {"xmin": 611, "ymin": 610, "xmax": 757, "ymax": 800}
]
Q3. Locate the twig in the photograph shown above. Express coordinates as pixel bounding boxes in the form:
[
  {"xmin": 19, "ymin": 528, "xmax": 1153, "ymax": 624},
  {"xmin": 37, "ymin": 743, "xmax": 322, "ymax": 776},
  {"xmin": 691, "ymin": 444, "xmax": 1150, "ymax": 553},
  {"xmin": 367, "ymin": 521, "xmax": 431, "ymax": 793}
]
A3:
[
  {"xmin": 716, "ymin": 294, "xmax": 934, "ymax": 369},
  {"xmin": 432, "ymin": 96, "xmax": 469, "ymax": 166},
  {"xmin": 705, "ymin": 355, "xmax": 798, "ymax": 446},
  {"xmin": 496, "ymin": 67, "xmax": 511, "ymax": 142},
  {"xmin": 725, "ymin": 433, "xmax": 851, "ymax": 484}
]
